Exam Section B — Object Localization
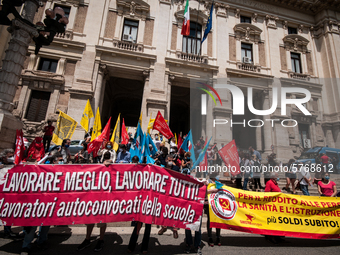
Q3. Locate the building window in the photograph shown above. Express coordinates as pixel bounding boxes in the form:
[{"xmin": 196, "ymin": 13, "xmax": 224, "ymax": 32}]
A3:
[
  {"xmin": 182, "ymin": 22, "xmax": 202, "ymax": 55},
  {"xmin": 291, "ymin": 52, "xmax": 302, "ymax": 73},
  {"xmin": 240, "ymin": 16, "xmax": 251, "ymax": 24},
  {"xmin": 122, "ymin": 19, "xmax": 139, "ymax": 43},
  {"xmin": 54, "ymin": 4, "xmax": 71, "ymax": 18},
  {"xmin": 38, "ymin": 58, "xmax": 58, "ymax": 73},
  {"xmin": 288, "ymin": 27, "xmax": 297, "ymax": 35},
  {"xmin": 241, "ymin": 43, "xmax": 253, "ymax": 63},
  {"xmin": 298, "ymin": 124, "xmax": 310, "ymax": 149},
  {"xmin": 25, "ymin": 90, "xmax": 51, "ymax": 122}
]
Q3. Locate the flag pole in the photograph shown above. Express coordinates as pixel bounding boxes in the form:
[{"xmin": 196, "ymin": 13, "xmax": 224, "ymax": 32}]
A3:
[{"xmin": 195, "ymin": 0, "xmax": 201, "ymax": 55}]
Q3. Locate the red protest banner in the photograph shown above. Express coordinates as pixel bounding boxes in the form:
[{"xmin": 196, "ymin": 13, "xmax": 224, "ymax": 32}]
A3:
[
  {"xmin": 218, "ymin": 140, "xmax": 241, "ymax": 176},
  {"xmin": 0, "ymin": 164, "xmax": 205, "ymax": 230},
  {"xmin": 153, "ymin": 111, "xmax": 174, "ymax": 139}
]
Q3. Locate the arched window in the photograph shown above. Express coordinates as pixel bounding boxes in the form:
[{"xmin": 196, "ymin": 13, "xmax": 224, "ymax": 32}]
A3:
[{"xmin": 182, "ymin": 22, "xmax": 202, "ymax": 55}]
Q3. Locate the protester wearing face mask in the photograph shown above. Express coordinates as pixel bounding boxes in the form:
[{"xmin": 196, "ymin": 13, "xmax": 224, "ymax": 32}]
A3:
[
  {"xmin": 58, "ymin": 139, "xmax": 71, "ymax": 163},
  {"xmin": 157, "ymin": 147, "xmax": 168, "ymax": 166},
  {"xmin": 165, "ymin": 154, "xmax": 180, "ymax": 172},
  {"xmin": 74, "ymin": 142, "xmax": 90, "ymax": 164},
  {"xmin": 181, "ymin": 152, "xmax": 191, "ymax": 174},
  {"xmin": 98, "ymin": 141, "xmax": 116, "ymax": 163},
  {"xmin": 2, "ymin": 148, "xmax": 15, "ymax": 165},
  {"xmin": 318, "ymin": 173, "xmax": 337, "ymax": 197},
  {"xmin": 115, "ymin": 144, "xmax": 131, "ymax": 163},
  {"xmin": 153, "ymin": 133, "xmax": 161, "ymax": 150}
]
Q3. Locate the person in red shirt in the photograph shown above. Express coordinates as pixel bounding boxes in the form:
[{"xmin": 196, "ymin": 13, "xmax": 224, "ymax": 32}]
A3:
[
  {"xmin": 265, "ymin": 172, "xmax": 281, "ymax": 192},
  {"xmin": 43, "ymin": 120, "xmax": 55, "ymax": 152},
  {"xmin": 320, "ymin": 153, "xmax": 329, "ymax": 164},
  {"xmin": 264, "ymin": 172, "xmax": 284, "ymax": 244},
  {"xmin": 318, "ymin": 173, "xmax": 337, "ymax": 197},
  {"xmin": 320, "ymin": 153, "xmax": 330, "ymax": 172}
]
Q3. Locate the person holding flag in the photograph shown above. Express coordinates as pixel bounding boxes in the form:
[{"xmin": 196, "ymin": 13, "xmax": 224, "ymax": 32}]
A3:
[{"xmin": 180, "ymin": 130, "xmax": 196, "ymax": 164}]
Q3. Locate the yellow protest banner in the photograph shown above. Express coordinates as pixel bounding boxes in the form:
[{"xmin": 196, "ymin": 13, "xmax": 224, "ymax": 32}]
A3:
[
  {"xmin": 91, "ymin": 108, "xmax": 102, "ymax": 141},
  {"xmin": 52, "ymin": 111, "xmax": 78, "ymax": 145},
  {"xmin": 208, "ymin": 184, "xmax": 340, "ymax": 239},
  {"xmin": 110, "ymin": 113, "xmax": 121, "ymax": 151},
  {"xmin": 80, "ymin": 99, "xmax": 94, "ymax": 132}
]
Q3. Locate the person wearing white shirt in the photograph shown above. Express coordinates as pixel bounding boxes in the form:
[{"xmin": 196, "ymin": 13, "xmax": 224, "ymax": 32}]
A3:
[{"xmin": 298, "ymin": 165, "xmax": 312, "ymax": 196}]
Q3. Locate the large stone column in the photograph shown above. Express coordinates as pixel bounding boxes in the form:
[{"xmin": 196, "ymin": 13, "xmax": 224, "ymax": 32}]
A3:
[
  {"xmin": 0, "ymin": 0, "xmax": 40, "ymax": 150},
  {"xmin": 262, "ymin": 90, "xmax": 273, "ymax": 155},
  {"xmin": 93, "ymin": 64, "xmax": 108, "ymax": 114}
]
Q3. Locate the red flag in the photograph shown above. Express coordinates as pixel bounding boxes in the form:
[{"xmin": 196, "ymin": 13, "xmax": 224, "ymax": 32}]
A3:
[
  {"xmin": 121, "ymin": 118, "xmax": 129, "ymax": 145},
  {"xmin": 26, "ymin": 137, "xmax": 45, "ymax": 161},
  {"xmin": 199, "ymin": 152, "xmax": 207, "ymax": 173},
  {"xmin": 178, "ymin": 134, "xmax": 183, "ymax": 154},
  {"xmin": 88, "ymin": 117, "xmax": 111, "ymax": 154},
  {"xmin": 14, "ymin": 130, "xmax": 25, "ymax": 165},
  {"xmin": 218, "ymin": 140, "xmax": 241, "ymax": 176},
  {"xmin": 153, "ymin": 111, "xmax": 173, "ymax": 139}
]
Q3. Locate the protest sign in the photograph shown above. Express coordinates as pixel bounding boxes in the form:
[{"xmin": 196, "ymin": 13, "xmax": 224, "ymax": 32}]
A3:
[
  {"xmin": 208, "ymin": 184, "xmax": 340, "ymax": 239},
  {"xmin": 0, "ymin": 164, "xmax": 205, "ymax": 230}
]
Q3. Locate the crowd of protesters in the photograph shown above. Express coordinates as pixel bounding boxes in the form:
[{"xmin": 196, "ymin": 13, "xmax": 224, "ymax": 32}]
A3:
[{"xmin": 0, "ymin": 124, "xmax": 339, "ymax": 254}]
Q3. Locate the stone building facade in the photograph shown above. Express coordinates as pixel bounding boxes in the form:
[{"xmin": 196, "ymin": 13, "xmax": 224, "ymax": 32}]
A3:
[{"xmin": 1, "ymin": 0, "xmax": 340, "ymax": 160}]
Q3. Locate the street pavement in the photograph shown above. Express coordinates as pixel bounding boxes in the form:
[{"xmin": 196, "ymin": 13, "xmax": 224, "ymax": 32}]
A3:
[{"xmin": 1, "ymin": 224, "xmax": 340, "ymax": 255}]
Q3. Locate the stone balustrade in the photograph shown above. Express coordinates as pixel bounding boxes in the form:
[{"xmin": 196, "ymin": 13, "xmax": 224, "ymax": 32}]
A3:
[
  {"xmin": 176, "ymin": 51, "xmax": 209, "ymax": 64},
  {"xmin": 112, "ymin": 39, "xmax": 144, "ymax": 52},
  {"xmin": 288, "ymin": 71, "xmax": 311, "ymax": 81},
  {"xmin": 237, "ymin": 62, "xmax": 261, "ymax": 72},
  {"xmin": 55, "ymin": 29, "xmax": 74, "ymax": 40}
]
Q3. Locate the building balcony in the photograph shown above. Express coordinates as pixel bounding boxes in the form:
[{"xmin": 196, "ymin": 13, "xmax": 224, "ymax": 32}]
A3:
[
  {"xmin": 112, "ymin": 39, "xmax": 144, "ymax": 52},
  {"xmin": 288, "ymin": 71, "xmax": 311, "ymax": 81},
  {"xmin": 176, "ymin": 51, "xmax": 209, "ymax": 64},
  {"xmin": 237, "ymin": 62, "xmax": 261, "ymax": 72},
  {"xmin": 21, "ymin": 70, "xmax": 65, "ymax": 89},
  {"xmin": 55, "ymin": 29, "xmax": 74, "ymax": 40}
]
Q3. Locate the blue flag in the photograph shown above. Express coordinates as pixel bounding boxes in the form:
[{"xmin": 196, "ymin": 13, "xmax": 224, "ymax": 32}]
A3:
[
  {"xmin": 142, "ymin": 132, "xmax": 150, "ymax": 163},
  {"xmin": 146, "ymin": 155, "xmax": 155, "ymax": 164},
  {"xmin": 180, "ymin": 130, "xmax": 196, "ymax": 163},
  {"xmin": 129, "ymin": 143, "xmax": 142, "ymax": 162},
  {"xmin": 147, "ymin": 134, "xmax": 158, "ymax": 156},
  {"xmin": 134, "ymin": 123, "xmax": 144, "ymax": 151},
  {"xmin": 201, "ymin": 2, "xmax": 214, "ymax": 44},
  {"xmin": 191, "ymin": 136, "xmax": 212, "ymax": 170}
]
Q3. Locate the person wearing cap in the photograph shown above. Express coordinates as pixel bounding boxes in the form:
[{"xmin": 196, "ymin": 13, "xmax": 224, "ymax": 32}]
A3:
[{"xmin": 115, "ymin": 144, "xmax": 131, "ymax": 163}]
